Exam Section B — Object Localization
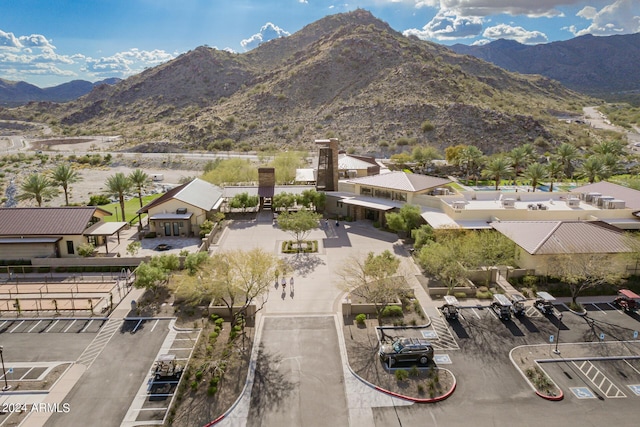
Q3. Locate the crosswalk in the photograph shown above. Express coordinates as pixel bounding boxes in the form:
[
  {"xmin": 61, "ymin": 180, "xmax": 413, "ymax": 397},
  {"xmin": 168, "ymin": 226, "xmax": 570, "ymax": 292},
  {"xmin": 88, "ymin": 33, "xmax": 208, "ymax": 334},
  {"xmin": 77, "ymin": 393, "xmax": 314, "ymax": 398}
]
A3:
[
  {"xmin": 76, "ymin": 319, "xmax": 123, "ymax": 368},
  {"xmin": 572, "ymin": 360, "xmax": 626, "ymax": 398},
  {"xmin": 427, "ymin": 314, "xmax": 460, "ymax": 350}
]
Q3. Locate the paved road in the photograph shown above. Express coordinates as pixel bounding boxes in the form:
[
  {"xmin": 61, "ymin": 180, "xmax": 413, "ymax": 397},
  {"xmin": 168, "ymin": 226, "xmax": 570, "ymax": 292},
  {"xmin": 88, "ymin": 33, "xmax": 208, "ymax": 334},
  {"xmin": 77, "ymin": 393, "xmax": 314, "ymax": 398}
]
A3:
[{"xmin": 246, "ymin": 316, "xmax": 349, "ymax": 427}]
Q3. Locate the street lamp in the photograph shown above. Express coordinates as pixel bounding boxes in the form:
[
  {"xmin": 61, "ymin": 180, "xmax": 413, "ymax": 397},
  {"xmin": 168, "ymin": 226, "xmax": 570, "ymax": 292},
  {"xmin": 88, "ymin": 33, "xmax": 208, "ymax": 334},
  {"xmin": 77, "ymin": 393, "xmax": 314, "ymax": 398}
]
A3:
[
  {"xmin": 0, "ymin": 346, "xmax": 10, "ymax": 391},
  {"xmin": 553, "ymin": 313, "xmax": 563, "ymax": 355}
]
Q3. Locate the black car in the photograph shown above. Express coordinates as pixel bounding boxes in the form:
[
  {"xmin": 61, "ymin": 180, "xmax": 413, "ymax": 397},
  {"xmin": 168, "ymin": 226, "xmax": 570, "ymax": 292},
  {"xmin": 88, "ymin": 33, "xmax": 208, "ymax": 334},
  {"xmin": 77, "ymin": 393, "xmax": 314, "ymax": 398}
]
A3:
[{"xmin": 379, "ymin": 337, "xmax": 434, "ymax": 366}]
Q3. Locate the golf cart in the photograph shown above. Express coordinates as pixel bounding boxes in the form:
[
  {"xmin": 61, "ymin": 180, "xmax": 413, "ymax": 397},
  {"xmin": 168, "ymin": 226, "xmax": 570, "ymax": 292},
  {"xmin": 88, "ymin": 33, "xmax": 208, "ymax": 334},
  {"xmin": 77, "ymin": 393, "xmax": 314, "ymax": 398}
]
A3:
[
  {"xmin": 534, "ymin": 291, "xmax": 563, "ymax": 319},
  {"xmin": 490, "ymin": 294, "xmax": 512, "ymax": 321},
  {"xmin": 613, "ymin": 289, "xmax": 639, "ymax": 312},
  {"xmin": 153, "ymin": 354, "xmax": 183, "ymax": 381},
  {"xmin": 509, "ymin": 293, "xmax": 527, "ymax": 317},
  {"xmin": 440, "ymin": 295, "xmax": 461, "ymax": 320}
]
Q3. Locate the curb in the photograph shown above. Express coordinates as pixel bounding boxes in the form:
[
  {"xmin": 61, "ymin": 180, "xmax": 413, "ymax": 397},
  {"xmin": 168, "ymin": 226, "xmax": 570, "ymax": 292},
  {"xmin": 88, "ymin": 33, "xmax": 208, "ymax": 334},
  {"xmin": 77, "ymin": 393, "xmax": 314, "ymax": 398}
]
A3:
[
  {"xmin": 373, "ymin": 369, "xmax": 457, "ymax": 403},
  {"xmin": 536, "ymin": 389, "xmax": 564, "ymax": 401}
]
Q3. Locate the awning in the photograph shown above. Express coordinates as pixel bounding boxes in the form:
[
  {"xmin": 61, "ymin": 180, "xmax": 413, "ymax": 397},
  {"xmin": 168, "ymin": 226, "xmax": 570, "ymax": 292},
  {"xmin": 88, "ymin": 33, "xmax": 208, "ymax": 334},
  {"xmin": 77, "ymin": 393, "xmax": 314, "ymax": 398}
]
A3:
[
  {"xmin": 0, "ymin": 237, "xmax": 61, "ymax": 244},
  {"xmin": 421, "ymin": 210, "xmax": 492, "ymax": 229},
  {"xmin": 341, "ymin": 197, "xmax": 401, "ymax": 211},
  {"xmin": 599, "ymin": 217, "xmax": 640, "ymax": 230},
  {"xmin": 148, "ymin": 213, "xmax": 193, "ymax": 221},
  {"xmin": 83, "ymin": 221, "xmax": 129, "ymax": 236}
]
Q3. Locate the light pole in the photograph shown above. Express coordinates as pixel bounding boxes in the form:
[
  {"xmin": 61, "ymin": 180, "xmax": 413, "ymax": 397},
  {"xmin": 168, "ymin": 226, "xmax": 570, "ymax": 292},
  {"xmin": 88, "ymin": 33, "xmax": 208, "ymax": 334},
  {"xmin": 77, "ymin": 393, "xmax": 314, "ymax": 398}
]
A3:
[
  {"xmin": 553, "ymin": 313, "xmax": 562, "ymax": 355},
  {"xmin": 0, "ymin": 346, "xmax": 10, "ymax": 391}
]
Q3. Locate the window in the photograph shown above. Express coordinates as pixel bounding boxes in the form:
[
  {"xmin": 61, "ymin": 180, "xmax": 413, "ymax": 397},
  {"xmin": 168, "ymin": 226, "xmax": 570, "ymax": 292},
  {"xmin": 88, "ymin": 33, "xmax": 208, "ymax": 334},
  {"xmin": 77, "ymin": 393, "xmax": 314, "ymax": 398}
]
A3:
[
  {"xmin": 361, "ymin": 187, "xmax": 372, "ymax": 196},
  {"xmin": 66, "ymin": 241, "xmax": 75, "ymax": 255},
  {"xmin": 337, "ymin": 201, "xmax": 343, "ymax": 208}
]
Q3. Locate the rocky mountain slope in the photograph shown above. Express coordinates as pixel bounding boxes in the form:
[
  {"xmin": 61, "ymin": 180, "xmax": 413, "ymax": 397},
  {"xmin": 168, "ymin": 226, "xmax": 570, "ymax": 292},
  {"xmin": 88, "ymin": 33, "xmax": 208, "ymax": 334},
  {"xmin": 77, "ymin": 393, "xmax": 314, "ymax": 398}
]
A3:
[
  {"xmin": 5, "ymin": 10, "xmax": 589, "ymax": 155},
  {"xmin": 0, "ymin": 78, "xmax": 120, "ymax": 107},
  {"xmin": 449, "ymin": 33, "xmax": 640, "ymax": 97}
]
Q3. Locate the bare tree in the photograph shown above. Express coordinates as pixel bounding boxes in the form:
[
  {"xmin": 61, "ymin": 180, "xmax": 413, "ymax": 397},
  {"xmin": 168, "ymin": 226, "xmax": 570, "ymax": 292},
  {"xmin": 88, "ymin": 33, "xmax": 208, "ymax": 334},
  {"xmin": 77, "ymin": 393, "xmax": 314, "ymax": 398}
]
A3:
[
  {"xmin": 337, "ymin": 250, "xmax": 406, "ymax": 324},
  {"xmin": 544, "ymin": 252, "xmax": 626, "ymax": 308}
]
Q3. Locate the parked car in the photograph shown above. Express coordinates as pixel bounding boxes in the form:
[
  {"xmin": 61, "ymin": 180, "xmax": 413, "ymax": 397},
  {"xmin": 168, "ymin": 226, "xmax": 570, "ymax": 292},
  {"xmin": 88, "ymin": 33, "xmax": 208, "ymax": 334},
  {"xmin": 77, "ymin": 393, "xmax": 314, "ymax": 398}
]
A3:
[
  {"xmin": 153, "ymin": 354, "xmax": 183, "ymax": 381},
  {"xmin": 613, "ymin": 289, "xmax": 639, "ymax": 312},
  {"xmin": 379, "ymin": 337, "xmax": 434, "ymax": 366},
  {"xmin": 440, "ymin": 295, "xmax": 460, "ymax": 320},
  {"xmin": 490, "ymin": 294, "xmax": 512, "ymax": 321},
  {"xmin": 534, "ymin": 291, "xmax": 563, "ymax": 319},
  {"xmin": 509, "ymin": 293, "xmax": 527, "ymax": 317}
]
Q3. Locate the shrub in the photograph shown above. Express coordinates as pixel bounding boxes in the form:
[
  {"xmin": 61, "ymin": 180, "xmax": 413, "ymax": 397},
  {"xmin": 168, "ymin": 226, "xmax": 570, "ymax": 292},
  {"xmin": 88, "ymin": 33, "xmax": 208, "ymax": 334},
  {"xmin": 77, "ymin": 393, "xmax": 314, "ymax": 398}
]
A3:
[
  {"xmin": 417, "ymin": 384, "xmax": 425, "ymax": 394},
  {"xmin": 395, "ymin": 369, "xmax": 409, "ymax": 381},
  {"xmin": 355, "ymin": 313, "xmax": 366, "ymax": 325},
  {"xmin": 195, "ymin": 371, "xmax": 203, "ymax": 381},
  {"xmin": 88, "ymin": 194, "xmax": 111, "ymax": 205},
  {"xmin": 207, "ymin": 386, "xmax": 218, "ymax": 396},
  {"xmin": 409, "ymin": 365, "xmax": 420, "ymax": 377},
  {"xmin": 77, "ymin": 243, "xmax": 95, "ymax": 257},
  {"xmin": 421, "ymin": 120, "xmax": 435, "ymax": 132},
  {"xmin": 381, "ymin": 305, "xmax": 403, "ymax": 317}
]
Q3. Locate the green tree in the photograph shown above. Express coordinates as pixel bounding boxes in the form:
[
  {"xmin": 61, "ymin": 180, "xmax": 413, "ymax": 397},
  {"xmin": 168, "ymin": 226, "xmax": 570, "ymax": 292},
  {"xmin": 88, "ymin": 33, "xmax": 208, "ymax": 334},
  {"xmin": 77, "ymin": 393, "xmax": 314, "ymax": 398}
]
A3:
[
  {"xmin": 201, "ymin": 158, "xmax": 258, "ymax": 185},
  {"xmin": 229, "ymin": 192, "xmax": 259, "ymax": 213},
  {"xmin": 578, "ymin": 156, "xmax": 605, "ymax": 184},
  {"xmin": 482, "ymin": 157, "xmax": 513, "ymax": 190},
  {"xmin": 17, "ymin": 173, "xmax": 59, "ymax": 207},
  {"xmin": 522, "ymin": 163, "xmax": 547, "ymax": 192},
  {"xmin": 417, "ymin": 238, "xmax": 468, "ymax": 294},
  {"xmin": 134, "ymin": 254, "xmax": 180, "ymax": 294},
  {"xmin": 545, "ymin": 159, "xmax": 564, "ymax": 192},
  {"xmin": 411, "ymin": 146, "xmax": 441, "ymax": 169},
  {"xmin": 338, "ymin": 250, "xmax": 404, "ymax": 324},
  {"xmin": 277, "ymin": 209, "xmax": 321, "ymax": 250},
  {"xmin": 385, "ymin": 204, "xmax": 422, "ymax": 236},
  {"xmin": 555, "ymin": 143, "xmax": 579, "ymax": 180},
  {"xmin": 272, "ymin": 192, "xmax": 296, "ymax": 212},
  {"xmin": 270, "ymin": 151, "xmax": 307, "ymax": 184},
  {"xmin": 458, "ymin": 145, "xmax": 484, "ymax": 183},
  {"xmin": 105, "ymin": 172, "xmax": 132, "ymax": 222},
  {"xmin": 298, "ymin": 189, "xmax": 326, "ymax": 212},
  {"xmin": 128, "ymin": 169, "xmax": 150, "ymax": 218},
  {"xmin": 50, "ymin": 163, "xmax": 81, "ymax": 206},
  {"xmin": 508, "ymin": 146, "xmax": 529, "ymax": 183}
]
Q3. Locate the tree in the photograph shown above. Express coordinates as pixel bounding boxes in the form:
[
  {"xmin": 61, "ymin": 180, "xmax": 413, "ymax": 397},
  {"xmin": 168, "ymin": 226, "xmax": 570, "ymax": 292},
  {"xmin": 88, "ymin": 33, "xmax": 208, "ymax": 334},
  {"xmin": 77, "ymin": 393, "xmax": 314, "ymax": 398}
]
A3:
[
  {"xmin": 277, "ymin": 209, "xmax": 321, "ymax": 249},
  {"xmin": 270, "ymin": 151, "xmax": 307, "ymax": 184},
  {"xmin": 229, "ymin": 192, "xmax": 259, "ymax": 213},
  {"xmin": 578, "ymin": 156, "xmax": 605, "ymax": 184},
  {"xmin": 508, "ymin": 146, "xmax": 529, "ymax": 184},
  {"xmin": 544, "ymin": 252, "xmax": 625, "ymax": 308},
  {"xmin": 50, "ymin": 163, "xmax": 81, "ymax": 206},
  {"xmin": 482, "ymin": 157, "xmax": 512, "ymax": 190},
  {"xmin": 17, "ymin": 173, "xmax": 59, "ymax": 207},
  {"xmin": 555, "ymin": 143, "xmax": 579, "ymax": 180},
  {"xmin": 385, "ymin": 204, "xmax": 422, "ymax": 236},
  {"xmin": 105, "ymin": 172, "xmax": 132, "ymax": 222},
  {"xmin": 298, "ymin": 189, "xmax": 326, "ymax": 212},
  {"xmin": 417, "ymin": 239, "xmax": 468, "ymax": 294},
  {"xmin": 545, "ymin": 159, "xmax": 564, "ymax": 192},
  {"xmin": 411, "ymin": 146, "xmax": 441, "ymax": 169},
  {"xmin": 134, "ymin": 254, "xmax": 180, "ymax": 294},
  {"xmin": 272, "ymin": 192, "xmax": 296, "ymax": 212},
  {"xmin": 201, "ymin": 158, "xmax": 258, "ymax": 185},
  {"xmin": 522, "ymin": 163, "xmax": 547, "ymax": 192},
  {"xmin": 458, "ymin": 145, "xmax": 484, "ymax": 184},
  {"xmin": 128, "ymin": 169, "xmax": 150, "ymax": 221},
  {"xmin": 338, "ymin": 250, "xmax": 405, "ymax": 324}
]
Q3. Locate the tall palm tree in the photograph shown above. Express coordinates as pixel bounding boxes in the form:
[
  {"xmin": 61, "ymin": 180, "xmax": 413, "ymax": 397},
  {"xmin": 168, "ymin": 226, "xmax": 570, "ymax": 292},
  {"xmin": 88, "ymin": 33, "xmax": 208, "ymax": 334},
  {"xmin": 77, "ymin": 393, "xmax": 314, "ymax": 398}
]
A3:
[
  {"xmin": 129, "ymin": 169, "xmax": 150, "ymax": 224},
  {"xmin": 482, "ymin": 157, "xmax": 513, "ymax": 190},
  {"xmin": 105, "ymin": 172, "xmax": 132, "ymax": 222},
  {"xmin": 508, "ymin": 146, "xmax": 529, "ymax": 184},
  {"xmin": 17, "ymin": 173, "xmax": 59, "ymax": 207},
  {"xmin": 460, "ymin": 145, "xmax": 484, "ymax": 183},
  {"xmin": 545, "ymin": 159, "xmax": 564, "ymax": 192},
  {"xmin": 600, "ymin": 153, "xmax": 620, "ymax": 180},
  {"xmin": 50, "ymin": 163, "xmax": 81, "ymax": 206},
  {"xmin": 523, "ymin": 163, "xmax": 547, "ymax": 192},
  {"xmin": 555, "ymin": 143, "xmax": 579, "ymax": 180}
]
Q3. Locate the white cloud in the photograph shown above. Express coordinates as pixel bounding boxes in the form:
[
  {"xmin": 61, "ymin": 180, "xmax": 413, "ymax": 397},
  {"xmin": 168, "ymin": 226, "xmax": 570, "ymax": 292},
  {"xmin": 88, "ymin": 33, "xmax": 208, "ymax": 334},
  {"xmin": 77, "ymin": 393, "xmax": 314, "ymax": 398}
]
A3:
[
  {"xmin": 405, "ymin": 0, "xmax": 577, "ymax": 18},
  {"xmin": 571, "ymin": 0, "xmax": 640, "ymax": 36},
  {"xmin": 403, "ymin": 11, "xmax": 483, "ymax": 40},
  {"xmin": 83, "ymin": 48, "xmax": 176, "ymax": 78},
  {"xmin": 471, "ymin": 38, "xmax": 490, "ymax": 46},
  {"xmin": 482, "ymin": 23, "xmax": 548, "ymax": 44},
  {"xmin": 0, "ymin": 30, "xmax": 22, "ymax": 49},
  {"xmin": 240, "ymin": 22, "xmax": 291, "ymax": 51}
]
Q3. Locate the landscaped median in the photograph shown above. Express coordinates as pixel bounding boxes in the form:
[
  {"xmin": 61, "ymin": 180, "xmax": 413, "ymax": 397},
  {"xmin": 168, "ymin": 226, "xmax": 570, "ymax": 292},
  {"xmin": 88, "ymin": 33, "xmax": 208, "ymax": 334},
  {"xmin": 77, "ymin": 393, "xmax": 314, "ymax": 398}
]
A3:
[{"xmin": 510, "ymin": 341, "xmax": 640, "ymax": 401}]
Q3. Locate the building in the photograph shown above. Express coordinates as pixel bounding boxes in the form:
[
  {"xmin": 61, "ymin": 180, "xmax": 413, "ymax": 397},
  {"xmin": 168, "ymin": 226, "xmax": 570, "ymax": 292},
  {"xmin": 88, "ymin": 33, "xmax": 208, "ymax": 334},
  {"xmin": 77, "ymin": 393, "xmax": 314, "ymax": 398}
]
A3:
[
  {"xmin": 138, "ymin": 178, "xmax": 223, "ymax": 237},
  {"xmin": 0, "ymin": 206, "xmax": 118, "ymax": 259}
]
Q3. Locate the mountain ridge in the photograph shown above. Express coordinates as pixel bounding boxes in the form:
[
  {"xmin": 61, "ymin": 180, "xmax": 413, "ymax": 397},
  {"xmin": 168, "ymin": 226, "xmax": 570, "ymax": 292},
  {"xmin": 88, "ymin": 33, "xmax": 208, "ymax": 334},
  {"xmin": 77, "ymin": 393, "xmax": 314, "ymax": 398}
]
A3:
[{"xmin": 0, "ymin": 78, "xmax": 121, "ymax": 107}]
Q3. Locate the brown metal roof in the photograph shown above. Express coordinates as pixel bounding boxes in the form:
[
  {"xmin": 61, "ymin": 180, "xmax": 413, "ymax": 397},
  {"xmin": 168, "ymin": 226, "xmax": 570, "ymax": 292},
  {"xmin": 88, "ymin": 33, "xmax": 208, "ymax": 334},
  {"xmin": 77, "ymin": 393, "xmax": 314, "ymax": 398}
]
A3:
[
  {"xmin": 572, "ymin": 181, "xmax": 640, "ymax": 210},
  {"xmin": 0, "ymin": 207, "xmax": 102, "ymax": 236},
  {"xmin": 491, "ymin": 220, "xmax": 631, "ymax": 255}
]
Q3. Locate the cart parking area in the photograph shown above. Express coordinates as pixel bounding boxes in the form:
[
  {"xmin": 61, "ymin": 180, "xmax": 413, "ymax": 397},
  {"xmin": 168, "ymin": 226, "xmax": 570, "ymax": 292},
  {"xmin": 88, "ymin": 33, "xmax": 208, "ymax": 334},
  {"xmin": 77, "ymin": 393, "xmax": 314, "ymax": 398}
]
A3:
[{"xmin": 0, "ymin": 317, "xmax": 106, "ymax": 334}]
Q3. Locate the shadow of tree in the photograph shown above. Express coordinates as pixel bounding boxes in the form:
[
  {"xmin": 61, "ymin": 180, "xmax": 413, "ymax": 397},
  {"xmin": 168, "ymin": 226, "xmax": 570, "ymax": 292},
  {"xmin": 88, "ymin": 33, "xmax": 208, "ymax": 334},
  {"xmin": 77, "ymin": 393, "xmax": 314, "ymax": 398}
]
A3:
[
  {"xmin": 286, "ymin": 253, "xmax": 326, "ymax": 276},
  {"xmin": 247, "ymin": 343, "xmax": 295, "ymax": 422}
]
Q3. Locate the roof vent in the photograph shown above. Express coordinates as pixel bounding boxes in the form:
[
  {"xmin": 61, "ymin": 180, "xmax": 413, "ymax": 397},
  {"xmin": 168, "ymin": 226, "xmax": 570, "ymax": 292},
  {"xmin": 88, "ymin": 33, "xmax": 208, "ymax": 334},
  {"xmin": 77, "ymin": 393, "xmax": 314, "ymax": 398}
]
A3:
[
  {"xmin": 176, "ymin": 208, "xmax": 187, "ymax": 214},
  {"xmin": 566, "ymin": 198, "xmax": 580, "ymax": 208},
  {"xmin": 603, "ymin": 199, "xmax": 625, "ymax": 209},
  {"xmin": 502, "ymin": 198, "xmax": 515, "ymax": 208}
]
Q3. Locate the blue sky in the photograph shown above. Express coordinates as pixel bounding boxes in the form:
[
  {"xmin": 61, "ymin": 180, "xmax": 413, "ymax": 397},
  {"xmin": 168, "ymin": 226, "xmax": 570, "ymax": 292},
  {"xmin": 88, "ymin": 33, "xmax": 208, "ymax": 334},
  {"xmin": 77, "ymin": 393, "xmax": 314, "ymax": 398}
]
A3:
[{"xmin": 1, "ymin": 0, "xmax": 638, "ymax": 87}]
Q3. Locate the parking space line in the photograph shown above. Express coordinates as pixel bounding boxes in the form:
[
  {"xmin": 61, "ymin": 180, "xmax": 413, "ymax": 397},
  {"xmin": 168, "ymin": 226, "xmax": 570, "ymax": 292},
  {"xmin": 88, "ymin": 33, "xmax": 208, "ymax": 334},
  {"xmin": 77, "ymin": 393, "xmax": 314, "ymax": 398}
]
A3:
[
  {"xmin": 0, "ymin": 320, "xmax": 7, "ymax": 329},
  {"xmin": 470, "ymin": 308, "xmax": 481, "ymax": 319},
  {"xmin": 132, "ymin": 319, "xmax": 143, "ymax": 333},
  {"xmin": 591, "ymin": 303, "xmax": 606, "ymax": 313},
  {"xmin": 44, "ymin": 319, "xmax": 59, "ymax": 333},
  {"xmin": 63, "ymin": 320, "xmax": 77, "ymax": 333},
  {"xmin": 27, "ymin": 320, "xmax": 42, "ymax": 333},
  {"xmin": 79, "ymin": 320, "xmax": 92, "ymax": 333},
  {"xmin": 624, "ymin": 360, "xmax": 640, "ymax": 375},
  {"xmin": 9, "ymin": 320, "xmax": 25, "ymax": 333},
  {"xmin": 572, "ymin": 361, "xmax": 626, "ymax": 399},
  {"xmin": 150, "ymin": 319, "xmax": 159, "ymax": 332}
]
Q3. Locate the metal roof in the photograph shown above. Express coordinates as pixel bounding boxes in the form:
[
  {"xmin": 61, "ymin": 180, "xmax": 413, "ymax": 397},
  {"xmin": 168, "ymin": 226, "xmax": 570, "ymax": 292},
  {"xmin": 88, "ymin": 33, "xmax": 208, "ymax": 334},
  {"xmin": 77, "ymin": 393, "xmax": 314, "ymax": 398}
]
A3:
[
  {"xmin": 491, "ymin": 220, "xmax": 632, "ymax": 255},
  {"xmin": 341, "ymin": 196, "xmax": 402, "ymax": 211},
  {"xmin": 140, "ymin": 178, "xmax": 223, "ymax": 213},
  {"xmin": 0, "ymin": 207, "xmax": 102, "ymax": 236},
  {"xmin": 83, "ymin": 221, "xmax": 129, "ymax": 236},
  {"xmin": 347, "ymin": 171, "xmax": 451, "ymax": 193},
  {"xmin": 338, "ymin": 154, "xmax": 378, "ymax": 170},
  {"xmin": 572, "ymin": 181, "xmax": 640, "ymax": 210}
]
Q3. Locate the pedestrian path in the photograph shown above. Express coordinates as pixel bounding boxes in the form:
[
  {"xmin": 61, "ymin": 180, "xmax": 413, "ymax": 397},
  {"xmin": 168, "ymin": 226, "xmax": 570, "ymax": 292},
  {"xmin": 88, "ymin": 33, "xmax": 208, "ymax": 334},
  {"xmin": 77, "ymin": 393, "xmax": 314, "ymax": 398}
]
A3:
[{"xmin": 76, "ymin": 319, "xmax": 123, "ymax": 368}]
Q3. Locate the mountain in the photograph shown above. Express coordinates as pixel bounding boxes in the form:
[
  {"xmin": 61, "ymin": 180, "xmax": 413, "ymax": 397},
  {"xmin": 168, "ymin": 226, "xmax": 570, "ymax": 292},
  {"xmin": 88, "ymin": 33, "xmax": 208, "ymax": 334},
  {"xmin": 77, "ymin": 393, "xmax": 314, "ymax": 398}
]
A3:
[
  {"xmin": 449, "ymin": 33, "xmax": 640, "ymax": 97},
  {"xmin": 0, "ymin": 78, "xmax": 121, "ymax": 107},
  {"xmin": 5, "ymin": 10, "xmax": 589, "ymax": 155}
]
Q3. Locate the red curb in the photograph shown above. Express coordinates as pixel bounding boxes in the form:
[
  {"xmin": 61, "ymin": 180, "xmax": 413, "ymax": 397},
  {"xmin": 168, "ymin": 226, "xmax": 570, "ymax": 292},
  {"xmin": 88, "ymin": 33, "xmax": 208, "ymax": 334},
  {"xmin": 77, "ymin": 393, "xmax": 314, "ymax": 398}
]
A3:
[
  {"xmin": 536, "ymin": 389, "xmax": 564, "ymax": 401},
  {"xmin": 373, "ymin": 374, "xmax": 457, "ymax": 403},
  {"xmin": 203, "ymin": 413, "xmax": 225, "ymax": 427}
]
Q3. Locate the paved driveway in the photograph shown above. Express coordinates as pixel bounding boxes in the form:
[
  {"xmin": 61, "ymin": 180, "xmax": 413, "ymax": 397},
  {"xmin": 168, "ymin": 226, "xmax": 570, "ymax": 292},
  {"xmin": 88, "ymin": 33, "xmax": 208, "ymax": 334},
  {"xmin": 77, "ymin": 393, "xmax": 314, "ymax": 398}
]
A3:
[{"xmin": 246, "ymin": 316, "xmax": 349, "ymax": 427}]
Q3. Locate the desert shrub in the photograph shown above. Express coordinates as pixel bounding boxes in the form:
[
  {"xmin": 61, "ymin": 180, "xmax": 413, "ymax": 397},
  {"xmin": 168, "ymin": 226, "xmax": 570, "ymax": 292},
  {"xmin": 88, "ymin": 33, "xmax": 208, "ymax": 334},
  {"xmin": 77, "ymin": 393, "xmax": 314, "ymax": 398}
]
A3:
[
  {"xmin": 355, "ymin": 313, "xmax": 367, "ymax": 325},
  {"xmin": 409, "ymin": 365, "xmax": 420, "ymax": 377},
  {"xmin": 395, "ymin": 369, "xmax": 409, "ymax": 381},
  {"xmin": 381, "ymin": 305, "xmax": 403, "ymax": 317},
  {"xmin": 421, "ymin": 120, "xmax": 435, "ymax": 132},
  {"xmin": 77, "ymin": 243, "xmax": 95, "ymax": 257}
]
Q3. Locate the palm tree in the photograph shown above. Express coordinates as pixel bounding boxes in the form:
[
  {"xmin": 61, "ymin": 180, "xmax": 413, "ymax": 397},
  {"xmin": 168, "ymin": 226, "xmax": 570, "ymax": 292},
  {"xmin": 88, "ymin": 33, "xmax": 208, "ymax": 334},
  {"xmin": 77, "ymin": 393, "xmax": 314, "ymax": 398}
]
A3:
[
  {"xmin": 50, "ymin": 163, "xmax": 81, "ymax": 206},
  {"xmin": 508, "ymin": 146, "xmax": 529, "ymax": 184},
  {"xmin": 555, "ymin": 143, "xmax": 579, "ymax": 180},
  {"xmin": 105, "ymin": 172, "xmax": 132, "ymax": 222},
  {"xmin": 578, "ymin": 156, "xmax": 605, "ymax": 184},
  {"xmin": 17, "ymin": 173, "xmax": 59, "ymax": 207},
  {"xmin": 482, "ymin": 157, "xmax": 513, "ymax": 190},
  {"xmin": 523, "ymin": 163, "xmax": 547, "ymax": 192},
  {"xmin": 545, "ymin": 159, "xmax": 564, "ymax": 192},
  {"xmin": 459, "ymin": 145, "xmax": 484, "ymax": 183},
  {"xmin": 129, "ymin": 169, "xmax": 150, "ymax": 224}
]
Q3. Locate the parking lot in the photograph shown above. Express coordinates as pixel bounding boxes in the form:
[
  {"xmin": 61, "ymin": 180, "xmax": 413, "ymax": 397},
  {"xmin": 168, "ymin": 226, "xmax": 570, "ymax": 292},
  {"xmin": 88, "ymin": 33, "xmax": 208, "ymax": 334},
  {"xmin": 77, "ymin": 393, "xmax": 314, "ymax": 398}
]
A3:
[{"xmin": 0, "ymin": 317, "xmax": 106, "ymax": 334}]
